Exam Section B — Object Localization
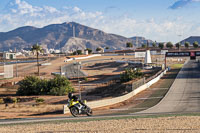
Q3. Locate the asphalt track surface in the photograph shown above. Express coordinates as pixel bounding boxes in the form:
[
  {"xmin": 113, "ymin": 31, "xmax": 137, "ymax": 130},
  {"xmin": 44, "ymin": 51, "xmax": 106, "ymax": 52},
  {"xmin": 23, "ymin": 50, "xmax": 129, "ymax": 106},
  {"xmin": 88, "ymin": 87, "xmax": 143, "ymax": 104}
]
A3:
[
  {"xmin": 1, "ymin": 60, "xmax": 200, "ymax": 124},
  {"xmin": 137, "ymin": 60, "xmax": 200, "ymax": 114}
]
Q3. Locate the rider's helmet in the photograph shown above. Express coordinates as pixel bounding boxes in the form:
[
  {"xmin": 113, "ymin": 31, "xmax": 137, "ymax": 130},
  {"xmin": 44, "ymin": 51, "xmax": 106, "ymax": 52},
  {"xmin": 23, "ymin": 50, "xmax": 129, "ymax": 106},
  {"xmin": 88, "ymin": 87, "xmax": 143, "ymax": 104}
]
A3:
[{"xmin": 68, "ymin": 93, "xmax": 73, "ymax": 99}]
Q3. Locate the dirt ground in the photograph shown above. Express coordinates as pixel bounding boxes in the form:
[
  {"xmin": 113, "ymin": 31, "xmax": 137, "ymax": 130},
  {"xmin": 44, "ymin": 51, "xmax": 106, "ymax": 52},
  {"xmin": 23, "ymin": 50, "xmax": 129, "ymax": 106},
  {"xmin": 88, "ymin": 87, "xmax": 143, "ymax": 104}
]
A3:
[
  {"xmin": 1, "ymin": 116, "xmax": 200, "ymax": 133},
  {"xmin": 0, "ymin": 55, "xmax": 187, "ymax": 119},
  {"xmin": 0, "ymin": 65, "xmax": 180, "ymax": 119}
]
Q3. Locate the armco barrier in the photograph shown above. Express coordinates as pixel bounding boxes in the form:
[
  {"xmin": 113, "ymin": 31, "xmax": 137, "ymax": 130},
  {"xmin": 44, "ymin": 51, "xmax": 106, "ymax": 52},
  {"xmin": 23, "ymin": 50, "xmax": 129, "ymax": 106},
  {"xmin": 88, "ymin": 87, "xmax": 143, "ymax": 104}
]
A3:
[
  {"xmin": 64, "ymin": 54, "xmax": 101, "ymax": 62},
  {"xmin": 63, "ymin": 68, "xmax": 168, "ymax": 114}
]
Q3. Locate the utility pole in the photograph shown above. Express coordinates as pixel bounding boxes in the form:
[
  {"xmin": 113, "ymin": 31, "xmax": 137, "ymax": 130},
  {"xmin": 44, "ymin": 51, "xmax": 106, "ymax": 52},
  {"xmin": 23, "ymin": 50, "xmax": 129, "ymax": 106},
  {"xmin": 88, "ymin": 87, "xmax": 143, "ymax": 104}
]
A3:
[
  {"xmin": 77, "ymin": 61, "xmax": 81, "ymax": 100},
  {"xmin": 74, "ymin": 61, "xmax": 82, "ymax": 100},
  {"xmin": 16, "ymin": 60, "xmax": 18, "ymax": 77}
]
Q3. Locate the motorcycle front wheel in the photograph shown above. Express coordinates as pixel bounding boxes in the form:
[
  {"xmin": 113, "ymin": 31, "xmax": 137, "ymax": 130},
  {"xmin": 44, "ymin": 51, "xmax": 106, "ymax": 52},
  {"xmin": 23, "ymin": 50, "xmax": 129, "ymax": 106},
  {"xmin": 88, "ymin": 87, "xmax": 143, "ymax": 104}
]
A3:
[
  {"xmin": 86, "ymin": 107, "xmax": 93, "ymax": 116},
  {"xmin": 70, "ymin": 106, "xmax": 79, "ymax": 117}
]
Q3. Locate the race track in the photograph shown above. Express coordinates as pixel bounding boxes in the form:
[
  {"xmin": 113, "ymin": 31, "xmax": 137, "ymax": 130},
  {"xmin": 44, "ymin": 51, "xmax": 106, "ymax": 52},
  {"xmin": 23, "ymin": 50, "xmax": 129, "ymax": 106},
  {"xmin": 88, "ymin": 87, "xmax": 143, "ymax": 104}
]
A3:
[
  {"xmin": 1, "ymin": 59, "xmax": 200, "ymax": 124},
  {"xmin": 138, "ymin": 60, "xmax": 200, "ymax": 114}
]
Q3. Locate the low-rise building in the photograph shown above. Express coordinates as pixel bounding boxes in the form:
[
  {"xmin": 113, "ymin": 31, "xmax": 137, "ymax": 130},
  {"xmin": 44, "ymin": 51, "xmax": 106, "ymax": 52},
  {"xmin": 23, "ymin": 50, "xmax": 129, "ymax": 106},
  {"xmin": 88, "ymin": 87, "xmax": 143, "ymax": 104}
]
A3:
[{"xmin": 3, "ymin": 52, "xmax": 16, "ymax": 59}]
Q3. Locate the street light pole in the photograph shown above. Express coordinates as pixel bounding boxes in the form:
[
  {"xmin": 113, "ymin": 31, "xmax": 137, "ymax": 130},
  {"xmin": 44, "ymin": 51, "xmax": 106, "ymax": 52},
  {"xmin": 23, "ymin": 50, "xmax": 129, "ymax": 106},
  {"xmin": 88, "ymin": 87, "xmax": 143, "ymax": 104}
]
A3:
[
  {"xmin": 178, "ymin": 34, "xmax": 182, "ymax": 51},
  {"xmin": 16, "ymin": 60, "xmax": 18, "ymax": 77},
  {"xmin": 74, "ymin": 61, "xmax": 82, "ymax": 100},
  {"xmin": 78, "ymin": 64, "xmax": 80, "ymax": 100},
  {"xmin": 78, "ymin": 61, "xmax": 81, "ymax": 100}
]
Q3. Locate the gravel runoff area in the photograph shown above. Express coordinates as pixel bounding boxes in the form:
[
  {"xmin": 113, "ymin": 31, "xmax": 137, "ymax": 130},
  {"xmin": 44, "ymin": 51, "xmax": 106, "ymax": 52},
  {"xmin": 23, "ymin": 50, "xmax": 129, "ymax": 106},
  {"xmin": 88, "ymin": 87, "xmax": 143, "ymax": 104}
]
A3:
[{"xmin": 1, "ymin": 116, "xmax": 200, "ymax": 133}]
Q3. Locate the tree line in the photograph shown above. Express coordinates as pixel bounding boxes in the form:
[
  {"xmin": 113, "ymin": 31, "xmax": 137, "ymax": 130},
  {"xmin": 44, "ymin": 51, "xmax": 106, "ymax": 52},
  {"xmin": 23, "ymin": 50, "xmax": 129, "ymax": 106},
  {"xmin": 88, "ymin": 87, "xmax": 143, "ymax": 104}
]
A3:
[{"xmin": 126, "ymin": 41, "xmax": 200, "ymax": 49}]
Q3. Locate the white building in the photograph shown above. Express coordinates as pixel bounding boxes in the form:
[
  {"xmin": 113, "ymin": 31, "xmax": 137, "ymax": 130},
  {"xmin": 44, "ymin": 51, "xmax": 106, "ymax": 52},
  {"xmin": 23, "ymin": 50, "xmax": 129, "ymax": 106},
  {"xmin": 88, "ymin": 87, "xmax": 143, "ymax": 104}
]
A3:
[
  {"xmin": 84, "ymin": 50, "xmax": 89, "ymax": 55},
  {"xmin": 3, "ymin": 52, "xmax": 16, "ymax": 59},
  {"xmin": 49, "ymin": 49, "xmax": 60, "ymax": 54},
  {"xmin": 43, "ymin": 48, "xmax": 50, "ymax": 54}
]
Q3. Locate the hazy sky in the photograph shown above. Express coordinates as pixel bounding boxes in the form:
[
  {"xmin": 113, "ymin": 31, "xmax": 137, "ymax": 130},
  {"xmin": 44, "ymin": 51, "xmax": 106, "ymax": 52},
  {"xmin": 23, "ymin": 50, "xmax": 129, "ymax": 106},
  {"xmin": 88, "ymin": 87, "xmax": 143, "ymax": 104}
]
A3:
[{"xmin": 1, "ymin": 0, "xmax": 200, "ymax": 43}]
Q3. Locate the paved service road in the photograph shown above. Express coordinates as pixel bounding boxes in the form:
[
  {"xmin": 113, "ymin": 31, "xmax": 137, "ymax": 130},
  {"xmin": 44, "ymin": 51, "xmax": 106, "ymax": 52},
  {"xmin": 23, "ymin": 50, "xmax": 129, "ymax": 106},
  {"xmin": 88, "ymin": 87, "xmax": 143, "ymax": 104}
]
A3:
[{"xmin": 138, "ymin": 60, "xmax": 200, "ymax": 114}]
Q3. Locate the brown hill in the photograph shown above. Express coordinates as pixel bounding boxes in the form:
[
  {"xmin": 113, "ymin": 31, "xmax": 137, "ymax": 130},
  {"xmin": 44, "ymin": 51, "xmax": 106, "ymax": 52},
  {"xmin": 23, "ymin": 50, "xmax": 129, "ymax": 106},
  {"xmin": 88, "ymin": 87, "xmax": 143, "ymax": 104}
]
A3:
[{"xmin": 0, "ymin": 22, "xmax": 152, "ymax": 52}]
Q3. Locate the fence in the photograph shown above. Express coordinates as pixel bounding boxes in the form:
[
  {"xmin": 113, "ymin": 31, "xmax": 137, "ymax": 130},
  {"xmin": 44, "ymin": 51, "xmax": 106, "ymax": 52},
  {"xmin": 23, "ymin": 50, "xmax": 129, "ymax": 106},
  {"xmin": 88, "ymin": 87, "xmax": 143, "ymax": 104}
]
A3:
[
  {"xmin": 99, "ymin": 69, "xmax": 162, "ymax": 93},
  {"xmin": 61, "ymin": 63, "xmax": 87, "ymax": 79},
  {"xmin": 132, "ymin": 78, "xmax": 145, "ymax": 91}
]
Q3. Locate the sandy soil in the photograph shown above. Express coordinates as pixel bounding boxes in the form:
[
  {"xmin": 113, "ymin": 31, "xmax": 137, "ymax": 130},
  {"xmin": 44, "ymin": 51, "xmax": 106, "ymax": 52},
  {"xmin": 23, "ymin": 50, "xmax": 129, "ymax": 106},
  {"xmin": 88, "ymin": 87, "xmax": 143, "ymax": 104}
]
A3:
[{"xmin": 0, "ymin": 116, "xmax": 200, "ymax": 133}]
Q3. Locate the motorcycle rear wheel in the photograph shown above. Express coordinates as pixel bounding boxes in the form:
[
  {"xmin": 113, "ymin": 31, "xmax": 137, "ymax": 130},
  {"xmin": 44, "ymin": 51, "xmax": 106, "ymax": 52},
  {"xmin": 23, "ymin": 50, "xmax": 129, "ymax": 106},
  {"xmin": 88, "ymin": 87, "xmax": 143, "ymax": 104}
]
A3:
[{"xmin": 70, "ymin": 106, "xmax": 79, "ymax": 117}]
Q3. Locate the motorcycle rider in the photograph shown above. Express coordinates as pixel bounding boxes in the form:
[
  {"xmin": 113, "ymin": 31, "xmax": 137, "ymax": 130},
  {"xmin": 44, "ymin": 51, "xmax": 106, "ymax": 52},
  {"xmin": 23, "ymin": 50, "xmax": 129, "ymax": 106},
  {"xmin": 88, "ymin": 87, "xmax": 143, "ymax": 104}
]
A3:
[
  {"xmin": 68, "ymin": 93, "xmax": 85, "ymax": 106},
  {"xmin": 68, "ymin": 92, "xmax": 78, "ymax": 101},
  {"xmin": 67, "ymin": 92, "xmax": 92, "ymax": 117}
]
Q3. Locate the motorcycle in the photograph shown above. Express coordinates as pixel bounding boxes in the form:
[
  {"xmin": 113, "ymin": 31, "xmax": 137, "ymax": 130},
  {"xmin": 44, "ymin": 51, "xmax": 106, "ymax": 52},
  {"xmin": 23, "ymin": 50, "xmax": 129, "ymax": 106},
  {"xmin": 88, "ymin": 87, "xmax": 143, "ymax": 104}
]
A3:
[{"xmin": 67, "ymin": 99, "xmax": 92, "ymax": 117}]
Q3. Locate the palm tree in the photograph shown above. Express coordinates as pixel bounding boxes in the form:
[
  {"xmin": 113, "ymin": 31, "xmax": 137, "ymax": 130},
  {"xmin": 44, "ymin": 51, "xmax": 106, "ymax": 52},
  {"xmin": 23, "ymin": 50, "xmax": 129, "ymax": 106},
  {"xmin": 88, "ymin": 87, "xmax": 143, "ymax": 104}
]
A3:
[
  {"xmin": 175, "ymin": 42, "xmax": 181, "ymax": 50},
  {"xmin": 31, "ymin": 43, "xmax": 43, "ymax": 76}
]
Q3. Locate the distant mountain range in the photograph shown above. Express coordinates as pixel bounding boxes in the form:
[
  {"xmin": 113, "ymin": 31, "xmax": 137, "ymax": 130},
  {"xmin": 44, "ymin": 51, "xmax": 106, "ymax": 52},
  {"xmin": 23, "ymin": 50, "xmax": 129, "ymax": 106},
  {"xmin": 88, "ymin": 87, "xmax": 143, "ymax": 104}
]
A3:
[{"xmin": 0, "ymin": 22, "xmax": 153, "ymax": 52}]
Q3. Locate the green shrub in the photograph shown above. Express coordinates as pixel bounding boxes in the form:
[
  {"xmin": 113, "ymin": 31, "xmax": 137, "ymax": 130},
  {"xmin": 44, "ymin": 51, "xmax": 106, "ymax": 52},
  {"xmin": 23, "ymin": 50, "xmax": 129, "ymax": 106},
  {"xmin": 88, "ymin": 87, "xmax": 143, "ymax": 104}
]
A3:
[
  {"xmin": 3, "ymin": 97, "xmax": 13, "ymax": 103},
  {"xmin": 37, "ymin": 79, "xmax": 49, "ymax": 95},
  {"xmin": 73, "ymin": 50, "xmax": 82, "ymax": 55},
  {"xmin": 96, "ymin": 47, "xmax": 102, "ymax": 52},
  {"xmin": 12, "ymin": 98, "xmax": 18, "ymax": 104},
  {"xmin": 48, "ymin": 75, "xmax": 74, "ymax": 96},
  {"xmin": 0, "ymin": 98, "xmax": 4, "ymax": 104},
  {"xmin": 84, "ymin": 77, "xmax": 88, "ymax": 82},
  {"xmin": 49, "ymin": 86, "xmax": 66, "ymax": 96},
  {"xmin": 17, "ymin": 76, "xmax": 41, "ymax": 96},
  {"xmin": 17, "ymin": 75, "xmax": 74, "ymax": 96},
  {"xmin": 35, "ymin": 98, "xmax": 45, "ymax": 103},
  {"xmin": 120, "ymin": 68, "xmax": 143, "ymax": 82},
  {"xmin": 85, "ymin": 48, "xmax": 92, "ymax": 54}
]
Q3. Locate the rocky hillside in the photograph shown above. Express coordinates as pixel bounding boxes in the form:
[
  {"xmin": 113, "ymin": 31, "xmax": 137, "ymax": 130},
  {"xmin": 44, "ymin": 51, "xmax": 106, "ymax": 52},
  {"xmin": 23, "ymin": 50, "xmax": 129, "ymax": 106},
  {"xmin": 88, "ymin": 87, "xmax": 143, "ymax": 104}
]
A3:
[{"xmin": 0, "ymin": 22, "xmax": 152, "ymax": 52}]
